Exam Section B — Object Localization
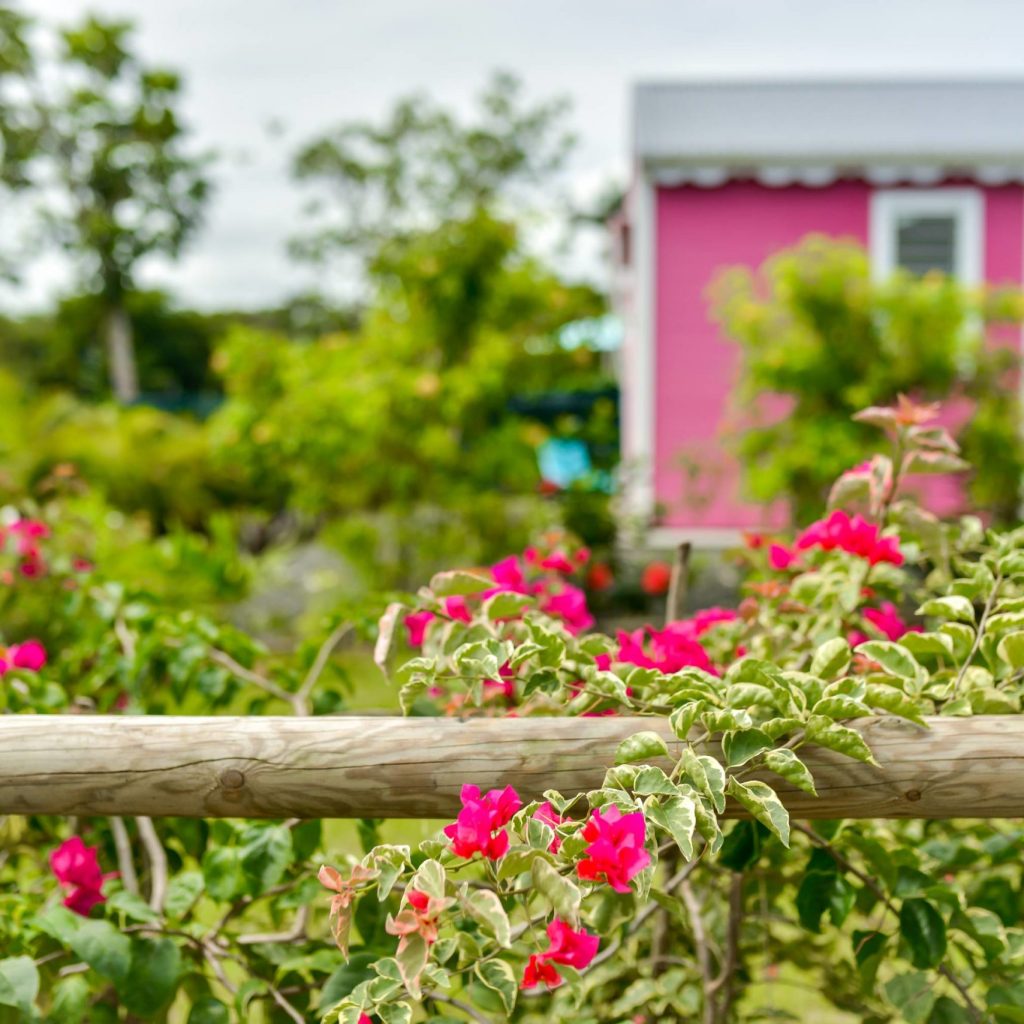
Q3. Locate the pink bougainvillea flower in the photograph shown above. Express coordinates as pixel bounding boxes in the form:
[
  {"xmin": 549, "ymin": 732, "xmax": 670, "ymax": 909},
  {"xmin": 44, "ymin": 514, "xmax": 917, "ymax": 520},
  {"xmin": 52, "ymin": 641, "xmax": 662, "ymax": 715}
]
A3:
[
  {"xmin": 490, "ymin": 555, "xmax": 528, "ymax": 593},
  {"xmin": 532, "ymin": 801, "xmax": 564, "ymax": 852},
  {"xmin": 795, "ymin": 510, "xmax": 903, "ymax": 567},
  {"xmin": 319, "ymin": 862, "xmax": 379, "ymax": 954},
  {"xmin": 443, "ymin": 784, "xmax": 522, "ymax": 860},
  {"xmin": 358, "ymin": 1016, "xmax": 373, "ymax": 1024},
  {"xmin": 544, "ymin": 919, "xmax": 600, "ymax": 969},
  {"xmin": 442, "ymin": 595, "xmax": 472, "ymax": 623},
  {"xmin": 404, "ymin": 610, "xmax": 435, "ymax": 647},
  {"xmin": 50, "ymin": 837, "xmax": 114, "ymax": 917},
  {"xmin": 576, "ymin": 805, "xmax": 651, "ymax": 893},
  {"xmin": 541, "ymin": 584, "xmax": 594, "ymax": 635},
  {"xmin": 8, "ymin": 639, "xmax": 46, "ymax": 672},
  {"xmin": 768, "ymin": 543, "xmax": 798, "ymax": 571},
  {"xmin": 615, "ymin": 626, "xmax": 713, "ymax": 675},
  {"xmin": 522, "ymin": 952, "xmax": 563, "ymax": 989},
  {"xmin": 860, "ymin": 602, "xmax": 921, "ymax": 642}
]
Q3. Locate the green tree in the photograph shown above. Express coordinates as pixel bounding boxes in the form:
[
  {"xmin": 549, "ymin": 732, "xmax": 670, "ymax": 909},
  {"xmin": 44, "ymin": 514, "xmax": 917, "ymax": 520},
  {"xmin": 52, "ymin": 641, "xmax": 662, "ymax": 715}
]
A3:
[
  {"xmin": 0, "ymin": 5, "xmax": 41, "ymax": 279},
  {"xmin": 291, "ymin": 70, "xmax": 574, "ymax": 276},
  {"xmin": 712, "ymin": 236, "xmax": 1024, "ymax": 524},
  {"xmin": 40, "ymin": 16, "xmax": 211, "ymax": 402}
]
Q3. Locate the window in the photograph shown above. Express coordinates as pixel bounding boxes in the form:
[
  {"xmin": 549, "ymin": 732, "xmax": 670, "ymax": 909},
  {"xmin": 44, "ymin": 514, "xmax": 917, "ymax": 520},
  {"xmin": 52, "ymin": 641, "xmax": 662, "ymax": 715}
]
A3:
[{"xmin": 869, "ymin": 188, "xmax": 983, "ymax": 284}]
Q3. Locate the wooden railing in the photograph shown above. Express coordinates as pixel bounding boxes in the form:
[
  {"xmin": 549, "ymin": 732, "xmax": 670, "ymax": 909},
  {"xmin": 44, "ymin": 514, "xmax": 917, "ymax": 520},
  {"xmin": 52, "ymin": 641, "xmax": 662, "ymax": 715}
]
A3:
[{"xmin": 1, "ymin": 715, "xmax": 1019, "ymax": 819}]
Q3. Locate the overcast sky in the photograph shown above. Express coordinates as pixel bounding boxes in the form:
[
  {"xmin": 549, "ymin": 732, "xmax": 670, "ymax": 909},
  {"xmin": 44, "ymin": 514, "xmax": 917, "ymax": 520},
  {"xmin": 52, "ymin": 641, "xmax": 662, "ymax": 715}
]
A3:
[{"xmin": 11, "ymin": 0, "xmax": 1024, "ymax": 312}]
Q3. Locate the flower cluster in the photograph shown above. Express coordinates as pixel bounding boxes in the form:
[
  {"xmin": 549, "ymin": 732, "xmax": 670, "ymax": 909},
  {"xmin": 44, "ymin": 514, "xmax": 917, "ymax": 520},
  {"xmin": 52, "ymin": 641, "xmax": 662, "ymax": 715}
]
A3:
[
  {"xmin": 522, "ymin": 919, "xmax": 600, "ymax": 989},
  {"xmin": 611, "ymin": 608, "xmax": 737, "ymax": 675},
  {"xmin": 2, "ymin": 518, "xmax": 50, "ymax": 581},
  {"xmin": 768, "ymin": 509, "xmax": 903, "ymax": 570},
  {"xmin": 50, "ymin": 836, "xmax": 114, "ymax": 916},
  {"xmin": 0, "ymin": 638, "xmax": 46, "ymax": 676},
  {"xmin": 576, "ymin": 805, "xmax": 651, "ymax": 892},
  {"xmin": 442, "ymin": 784, "xmax": 522, "ymax": 859},
  {"xmin": 404, "ymin": 543, "xmax": 596, "ymax": 648}
]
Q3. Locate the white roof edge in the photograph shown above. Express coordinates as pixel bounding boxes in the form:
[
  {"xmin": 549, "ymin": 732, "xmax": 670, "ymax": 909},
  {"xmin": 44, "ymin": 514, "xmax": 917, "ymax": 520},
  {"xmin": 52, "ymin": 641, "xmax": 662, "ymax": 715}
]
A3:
[{"xmin": 634, "ymin": 78, "xmax": 1024, "ymax": 165}]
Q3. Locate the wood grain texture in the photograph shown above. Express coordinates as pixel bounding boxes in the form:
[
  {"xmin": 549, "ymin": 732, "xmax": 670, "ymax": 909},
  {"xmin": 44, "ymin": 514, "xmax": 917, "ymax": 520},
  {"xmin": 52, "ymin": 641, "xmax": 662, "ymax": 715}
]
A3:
[{"xmin": 0, "ymin": 715, "xmax": 1020, "ymax": 820}]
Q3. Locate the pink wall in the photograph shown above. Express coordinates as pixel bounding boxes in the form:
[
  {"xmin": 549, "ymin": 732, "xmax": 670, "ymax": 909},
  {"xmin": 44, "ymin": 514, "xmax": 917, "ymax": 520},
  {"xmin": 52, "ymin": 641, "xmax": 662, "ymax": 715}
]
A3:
[{"xmin": 652, "ymin": 181, "xmax": 1024, "ymax": 531}]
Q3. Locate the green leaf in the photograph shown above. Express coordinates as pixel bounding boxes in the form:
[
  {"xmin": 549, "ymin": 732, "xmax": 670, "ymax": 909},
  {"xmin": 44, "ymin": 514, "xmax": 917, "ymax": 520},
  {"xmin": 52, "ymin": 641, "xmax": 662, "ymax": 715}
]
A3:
[
  {"xmin": 917, "ymin": 596, "xmax": 976, "ymax": 624},
  {"xmin": 410, "ymin": 858, "xmax": 446, "ymax": 900},
  {"xmin": 240, "ymin": 823, "xmax": 294, "ymax": 891},
  {"xmin": 669, "ymin": 702, "xmax": 704, "ymax": 740},
  {"xmin": 378, "ymin": 1002, "xmax": 413, "ymax": 1024},
  {"xmin": 429, "ymin": 570, "xmax": 493, "ymax": 597},
  {"xmin": 0, "ymin": 956, "xmax": 39, "ymax": 1014},
  {"xmin": 615, "ymin": 730, "xmax": 669, "ymax": 765},
  {"xmin": 633, "ymin": 765, "xmax": 678, "ymax": 795},
  {"xmin": 374, "ymin": 601, "xmax": 404, "ymax": 671},
  {"xmin": 763, "ymin": 748, "xmax": 817, "ymax": 795},
  {"xmin": 646, "ymin": 794, "xmax": 696, "ymax": 859},
  {"xmin": 811, "ymin": 694, "xmax": 871, "ymax": 720},
  {"xmin": 810, "ymin": 637, "xmax": 852, "ymax": 680},
  {"xmin": 806, "ymin": 716, "xmax": 877, "ymax": 764},
  {"xmin": 998, "ymin": 631, "xmax": 1024, "ymax": 669},
  {"xmin": 900, "ymin": 898, "xmax": 947, "ymax": 969},
  {"xmin": 856, "ymin": 641, "xmax": 921, "ymax": 680},
  {"xmin": 107, "ymin": 889, "xmax": 161, "ymax": 923},
  {"xmin": 319, "ymin": 953, "xmax": 377, "ymax": 1010},
  {"xmin": 797, "ymin": 871, "xmax": 855, "ymax": 932},
  {"xmin": 202, "ymin": 846, "xmax": 247, "ymax": 901},
  {"xmin": 483, "ymin": 591, "xmax": 534, "ymax": 620},
  {"xmin": 48, "ymin": 974, "xmax": 91, "ymax": 1023},
  {"xmin": 120, "ymin": 937, "xmax": 182, "ymax": 1015},
  {"xmin": 900, "ymin": 631, "xmax": 954, "ymax": 658},
  {"xmin": 465, "ymin": 889, "xmax": 511, "ymax": 948},
  {"xmin": 928, "ymin": 996, "xmax": 975, "ymax": 1023},
  {"xmin": 187, "ymin": 996, "xmax": 230, "ymax": 1024},
  {"xmin": 722, "ymin": 727, "xmax": 773, "ymax": 767},
  {"xmin": 680, "ymin": 747, "xmax": 726, "ymax": 812},
  {"xmin": 474, "ymin": 959, "xmax": 517, "ymax": 1015},
  {"xmin": 69, "ymin": 919, "xmax": 131, "ymax": 985},
  {"xmin": 726, "ymin": 778, "xmax": 790, "ymax": 846},
  {"xmin": 395, "ymin": 931, "xmax": 429, "ymax": 999},
  {"xmin": 885, "ymin": 970, "xmax": 936, "ymax": 1024},
  {"xmin": 719, "ymin": 820, "xmax": 766, "ymax": 871},
  {"xmin": 164, "ymin": 870, "xmax": 204, "ymax": 919},
  {"xmin": 865, "ymin": 684, "xmax": 927, "ymax": 725},
  {"xmin": 532, "ymin": 857, "xmax": 581, "ymax": 922}
]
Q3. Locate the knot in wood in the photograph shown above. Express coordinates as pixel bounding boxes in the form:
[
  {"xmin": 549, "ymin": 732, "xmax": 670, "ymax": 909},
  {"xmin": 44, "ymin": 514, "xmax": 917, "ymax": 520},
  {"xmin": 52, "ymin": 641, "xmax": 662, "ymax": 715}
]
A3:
[
  {"xmin": 220, "ymin": 768, "xmax": 246, "ymax": 790},
  {"xmin": 905, "ymin": 788, "xmax": 922, "ymax": 802}
]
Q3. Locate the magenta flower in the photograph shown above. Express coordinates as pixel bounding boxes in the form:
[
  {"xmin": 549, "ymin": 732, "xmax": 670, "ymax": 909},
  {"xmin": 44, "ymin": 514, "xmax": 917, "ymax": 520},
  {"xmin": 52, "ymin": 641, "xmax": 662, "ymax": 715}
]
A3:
[
  {"xmin": 522, "ymin": 953, "xmax": 563, "ymax": 989},
  {"xmin": 541, "ymin": 584, "xmax": 594, "ymax": 634},
  {"xmin": 404, "ymin": 610, "xmax": 435, "ymax": 647},
  {"xmin": 443, "ymin": 784, "xmax": 522, "ymax": 860},
  {"xmin": 443, "ymin": 596, "xmax": 472, "ymax": 623},
  {"xmin": 521, "ymin": 919, "xmax": 600, "ymax": 989},
  {"xmin": 861, "ymin": 602, "xmax": 921, "ymax": 642},
  {"xmin": 795, "ymin": 510, "xmax": 903, "ymax": 566},
  {"xmin": 490, "ymin": 556, "xmax": 528, "ymax": 593},
  {"xmin": 50, "ymin": 836, "xmax": 114, "ymax": 916},
  {"xmin": 615, "ymin": 626, "xmax": 713, "ymax": 674},
  {"xmin": 769, "ymin": 543, "xmax": 798, "ymax": 570},
  {"xmin": 576, "ymin": 805, "xmax": 650, "ymax": 893}
]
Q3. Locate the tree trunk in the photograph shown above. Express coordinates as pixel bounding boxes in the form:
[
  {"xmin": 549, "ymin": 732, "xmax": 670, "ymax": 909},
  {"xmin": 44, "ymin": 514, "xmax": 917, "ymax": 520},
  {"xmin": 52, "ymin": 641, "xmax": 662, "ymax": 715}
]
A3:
[{"xmin": 104, "ymin": 302, "xmax": 139, "ymax": 403}]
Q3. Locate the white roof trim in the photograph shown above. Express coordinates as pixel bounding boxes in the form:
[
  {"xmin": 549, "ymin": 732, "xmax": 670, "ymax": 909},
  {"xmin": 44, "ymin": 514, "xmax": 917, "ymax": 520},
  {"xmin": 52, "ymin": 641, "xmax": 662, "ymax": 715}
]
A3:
[{"xmin": 649, "ymin": 163, "xmax": 1024, "ymax": 189}]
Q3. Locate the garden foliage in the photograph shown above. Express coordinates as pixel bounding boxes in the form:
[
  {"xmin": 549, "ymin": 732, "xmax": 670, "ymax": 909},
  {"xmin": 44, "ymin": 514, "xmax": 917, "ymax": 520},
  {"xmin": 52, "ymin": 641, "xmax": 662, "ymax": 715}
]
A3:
[{"xmin": 4, "ymin": 399, "xmax": 1024, "ymax": 1022}]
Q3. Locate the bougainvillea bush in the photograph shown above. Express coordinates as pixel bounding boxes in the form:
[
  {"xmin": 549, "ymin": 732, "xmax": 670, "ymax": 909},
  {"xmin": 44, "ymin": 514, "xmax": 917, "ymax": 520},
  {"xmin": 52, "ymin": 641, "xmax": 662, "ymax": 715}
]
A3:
[{"xmin": 4, "ymin": 399, "xmax": 1024, "ymax": 1023}]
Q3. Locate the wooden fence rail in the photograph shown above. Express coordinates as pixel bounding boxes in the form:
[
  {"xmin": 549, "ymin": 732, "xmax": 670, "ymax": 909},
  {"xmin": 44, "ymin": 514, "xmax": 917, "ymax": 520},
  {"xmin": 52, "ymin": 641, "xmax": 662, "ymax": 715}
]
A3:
[{"xmin": 0, "ymin": 715, "xmax": 1020, "ymax": 820}]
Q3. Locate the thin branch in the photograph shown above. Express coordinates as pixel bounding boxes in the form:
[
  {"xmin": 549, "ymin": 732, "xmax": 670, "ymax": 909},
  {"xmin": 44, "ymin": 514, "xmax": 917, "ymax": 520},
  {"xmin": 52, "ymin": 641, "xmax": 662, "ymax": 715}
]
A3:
[
  {"xmin": 238, "ymin": 906, "xmax": 309, "ymax": 945},
  {"xmin": 108, "ymin": 816, "xmax": 139, "ymax": 895},
  {"xmin": 680, "ymin": 878, "xmax": 715, "ymax": 1024},
  {"xmin": 706, "ymin": 872, "xmax": 744, "ymax": 1021},
  {"xmin": 208, "ymin": 648, "xmax": 295, "ymax": 705},
  {"xmin": 425, "ymin": 989, "xmax": 496, "ymax": 1024},
  {"xmin": 136, "ymin": 816, "xmax": 167, "ymax": 912},
  {"xmin": 296, "ymin": 622, "xmax": 353, "ymax": 713},
  {"xmin": 952, "ymin": 570, "xmax": 1002, "ymax": 698}
]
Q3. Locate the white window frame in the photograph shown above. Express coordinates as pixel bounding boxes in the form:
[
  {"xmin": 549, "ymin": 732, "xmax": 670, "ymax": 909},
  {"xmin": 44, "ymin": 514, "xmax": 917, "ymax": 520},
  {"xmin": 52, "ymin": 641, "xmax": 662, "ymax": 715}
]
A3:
[{"xmin": 869, "ymin": 187, "xmax": 984, "ymax": 285}]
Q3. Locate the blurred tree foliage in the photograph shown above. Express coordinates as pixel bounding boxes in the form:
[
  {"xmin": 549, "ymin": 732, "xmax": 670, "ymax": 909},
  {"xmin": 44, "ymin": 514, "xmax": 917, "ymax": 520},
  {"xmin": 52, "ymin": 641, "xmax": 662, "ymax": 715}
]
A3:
[
  {"xmin": 713, "ymin": 236, "xmax": 1024, "ymax": 524},
  {"xmin": 291, "ymin": 70, "xmax": 573, "ymax": 273},
  {"xmin": 38, "ymin": 15, "xmax": 211, "ymax": 402}
]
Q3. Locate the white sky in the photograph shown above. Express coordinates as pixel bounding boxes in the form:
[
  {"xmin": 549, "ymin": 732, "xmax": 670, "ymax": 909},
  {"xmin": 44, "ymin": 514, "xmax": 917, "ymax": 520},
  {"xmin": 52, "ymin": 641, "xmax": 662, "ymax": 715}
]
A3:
[{"xmin": 10, "ymin": 0, "xmax": 1024, "ymax": 311}]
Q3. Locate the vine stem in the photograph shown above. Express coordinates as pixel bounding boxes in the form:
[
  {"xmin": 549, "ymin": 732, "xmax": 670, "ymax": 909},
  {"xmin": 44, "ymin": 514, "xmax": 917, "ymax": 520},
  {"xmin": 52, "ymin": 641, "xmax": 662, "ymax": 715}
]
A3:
[{"xmin": 951, "ymin": 568, "xmax": 1002, "ymax": 699}]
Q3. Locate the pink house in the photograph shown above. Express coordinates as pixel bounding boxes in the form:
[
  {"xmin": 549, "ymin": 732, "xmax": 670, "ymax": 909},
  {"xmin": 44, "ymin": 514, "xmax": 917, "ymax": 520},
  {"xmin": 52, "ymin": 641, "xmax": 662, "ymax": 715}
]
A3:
[{"xmin": 612, "ymin": 80, "xmax": 1024, "ymax": 547}]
